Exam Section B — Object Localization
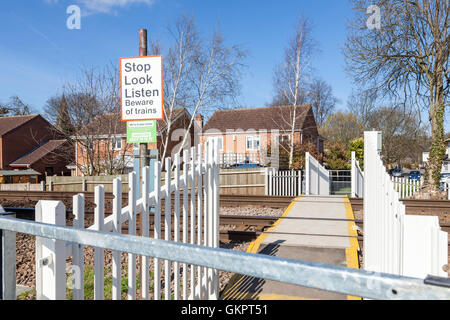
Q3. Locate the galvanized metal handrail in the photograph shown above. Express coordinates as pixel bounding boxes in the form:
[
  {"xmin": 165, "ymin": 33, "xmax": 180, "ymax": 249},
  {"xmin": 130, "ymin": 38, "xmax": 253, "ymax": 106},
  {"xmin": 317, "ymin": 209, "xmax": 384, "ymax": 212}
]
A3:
[{"xmin": 1, "ymin": 216, "xmax": 449, "ymax": 300}]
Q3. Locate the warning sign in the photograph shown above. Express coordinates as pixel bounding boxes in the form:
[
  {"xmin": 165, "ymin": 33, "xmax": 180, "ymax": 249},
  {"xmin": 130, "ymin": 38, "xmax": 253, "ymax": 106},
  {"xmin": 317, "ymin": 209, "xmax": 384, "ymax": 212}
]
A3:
[{"xmin": 120, "ymin": 56, "xmax": 163, "ymax": 121}]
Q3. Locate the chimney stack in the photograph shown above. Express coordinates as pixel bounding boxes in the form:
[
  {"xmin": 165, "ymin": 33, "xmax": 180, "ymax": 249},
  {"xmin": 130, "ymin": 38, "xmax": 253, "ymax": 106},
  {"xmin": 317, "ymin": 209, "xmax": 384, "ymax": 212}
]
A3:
[{"xmin": 195, "ymin": 113, "xmax": 203, "ymax": 129}]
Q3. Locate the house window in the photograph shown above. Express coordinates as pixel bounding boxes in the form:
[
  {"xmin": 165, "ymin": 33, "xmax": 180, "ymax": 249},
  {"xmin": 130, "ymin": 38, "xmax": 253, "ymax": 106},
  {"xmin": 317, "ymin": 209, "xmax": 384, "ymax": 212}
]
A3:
[
  {"xmin": 280, "ymin": 134, "xmax": 290, "ymax": 144},
  {"xmin": 207, "ymin": 137, "xmax": 223, "ymax": 151},
  {"xmin": 246, "ymin": 136, "xmax": 260, "ymax": 151},
  {"xmin": 111, "ymin": 137, "xmax": 122, "ymax": 150},
  {"xmin": 84, "ymin": 140, "xmax": 94, "ymax": 151}
]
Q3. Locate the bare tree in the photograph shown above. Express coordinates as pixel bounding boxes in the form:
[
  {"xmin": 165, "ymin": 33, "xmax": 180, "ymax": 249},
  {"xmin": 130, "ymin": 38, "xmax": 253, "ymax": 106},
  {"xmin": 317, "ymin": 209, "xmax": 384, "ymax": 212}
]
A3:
[
  {"xmin": 0, "ymin": 95, "xmax": 35, "ymax": 117},
  {"xmin": 155, "ymin": 16, "xmax": 246, "ymax": 163},
  {"xmin": 158, "ymin": 15, "xmax": 200, "ymax": 162},
  {"xmin": 46, "ymin": 64, "xmax": 132, "ymax": 176},
  {"xmin": 272, "ymin": 16, "xmax": 317, "ymax": 168},
  {"xmin": 307, "ymin": 78, "xmax": 338, "ymax": 128},
  {"xmin": 346, "ymin": 88, "xmax": 378, "ymax": 129},
  {"xmin": 367, "ymin": 105, "xmax": 429, "ymax": 165},
  {"xmin": 344, "ymin": 0, "xmax": 450, "ymax": 190}
]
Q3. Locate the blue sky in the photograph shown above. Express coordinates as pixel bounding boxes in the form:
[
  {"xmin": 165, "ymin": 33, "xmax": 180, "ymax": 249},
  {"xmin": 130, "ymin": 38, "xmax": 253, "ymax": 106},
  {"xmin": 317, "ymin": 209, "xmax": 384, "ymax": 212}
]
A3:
[{"xmin": 0, "ymin": 0, "xmax": 355, "ymax": 116}]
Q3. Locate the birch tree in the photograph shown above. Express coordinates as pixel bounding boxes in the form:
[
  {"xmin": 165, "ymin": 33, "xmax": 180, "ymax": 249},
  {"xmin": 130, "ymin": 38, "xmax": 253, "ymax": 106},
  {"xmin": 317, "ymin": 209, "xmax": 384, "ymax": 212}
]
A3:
[
  {"xmin": 272, "ymin": 16, "xmax": 317, "ymax": 168},
  {"xmin": 156, "ymin": 16, "xmax": 246, "ymax": 163}
]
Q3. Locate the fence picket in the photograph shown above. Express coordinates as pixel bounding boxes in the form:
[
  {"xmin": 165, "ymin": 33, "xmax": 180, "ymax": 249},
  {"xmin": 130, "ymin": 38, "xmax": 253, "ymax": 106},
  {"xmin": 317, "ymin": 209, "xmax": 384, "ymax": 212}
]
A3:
[
  {"xmin": 182, "ymin": 151, "xmax": 189, "ymax": 300},
  {"xmin": 190, "ymin": 147, "xmax": 197, "ymax": 299},
  {"xmin": 198, "ymin": 145, "xmax": 204, "ymax": 299},
  {"xmin": 94, "ymin": 185, "xmax": 105, "ymax": 300},
  {"xmin": 127, "ymin": 172, "xmax": 136, "ymax": 300},
  {"xmin": 153, "ymin": 162, "xmax": 161, "ymax": 300},
  {"xmin": 112, "ymin": 178, "xmax": 122, "ymax": 300},
  {"xmin": 213, "ymin": 139, "xmax": 220, "ymax": 298},
  {"xmin": 141, "ymin": 167, "xmax": 150, "ymax": 300},
  {"xmin": 72, "ymin": 194, "xmax": 84, "ymax": 300},
  {"xmin": 173, "ymin": 154, "xmax": 181, "ymax": 300},
  {"xmin": 164, "ymin": 157, "xmax": 172, "ymax": 300}
]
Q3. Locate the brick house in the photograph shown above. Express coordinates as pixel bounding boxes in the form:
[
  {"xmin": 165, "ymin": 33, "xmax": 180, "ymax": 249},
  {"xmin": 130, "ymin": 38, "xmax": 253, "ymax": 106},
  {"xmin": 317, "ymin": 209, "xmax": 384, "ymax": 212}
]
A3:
[
  {"xmin": 199, "ymin": 105, "xmax": 324, "ymax": 167},
  {"xmin": 0, "ymin": 114, "xmax": 72, "ymax": 181},
  {"xmin": 72, "ymin": 108, "xmax": 194, "ymax": 176}
]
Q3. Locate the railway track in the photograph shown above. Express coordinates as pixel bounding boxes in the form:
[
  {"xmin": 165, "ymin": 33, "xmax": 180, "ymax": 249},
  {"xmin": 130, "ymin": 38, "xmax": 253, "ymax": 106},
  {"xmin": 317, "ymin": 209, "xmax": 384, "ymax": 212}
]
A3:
[
  {"xmin": 0, "ymin": 191, "xmax": 293, "ymax": 208},
  {"xmin": 4, "ymin": 206, "xmax": 450, "ymax": 245},
  {"xmin": 2, "ymin": 194, "xmax": 449, "ymax": 243}
]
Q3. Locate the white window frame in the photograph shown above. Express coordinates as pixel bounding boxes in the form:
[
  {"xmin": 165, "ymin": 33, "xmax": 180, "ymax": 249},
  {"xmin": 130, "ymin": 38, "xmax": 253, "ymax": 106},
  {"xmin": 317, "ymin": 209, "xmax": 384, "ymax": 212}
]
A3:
[
  {"xmin": 111, "ymin": 137, "xmax": 122, "ymax": 151},
  {"xmin": 246, "ymin": 136, "xmax": 260, "ymax": 151},
  {"xmin": 208, "ymin": 137, "xmax": 223, "ymax": 151},
  {"xmin": 280, "ymin": 134, "xmax": 290, "ymax": 144}
]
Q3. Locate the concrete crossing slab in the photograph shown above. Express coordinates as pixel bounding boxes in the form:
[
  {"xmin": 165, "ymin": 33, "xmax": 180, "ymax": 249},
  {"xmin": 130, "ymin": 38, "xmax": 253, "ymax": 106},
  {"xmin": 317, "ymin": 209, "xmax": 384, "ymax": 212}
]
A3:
[
  {"xmin": 262, "ymin": 196, "xmax": 351, "ymax": 248},
  {"xmin": 221, "ymin": 195, "xmax": 361, "ymax": 300}
]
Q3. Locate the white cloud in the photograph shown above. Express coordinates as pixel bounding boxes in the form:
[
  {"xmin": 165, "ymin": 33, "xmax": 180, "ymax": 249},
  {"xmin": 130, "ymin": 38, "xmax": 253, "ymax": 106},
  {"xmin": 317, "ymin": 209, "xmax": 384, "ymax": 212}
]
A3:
[
  {"xmin": 44, "ymin": 0, "xmax": 155, "ymax": 15},
  {"xmin": 78, "ymin": 0, "xmax": 155, "ymax": 15}
]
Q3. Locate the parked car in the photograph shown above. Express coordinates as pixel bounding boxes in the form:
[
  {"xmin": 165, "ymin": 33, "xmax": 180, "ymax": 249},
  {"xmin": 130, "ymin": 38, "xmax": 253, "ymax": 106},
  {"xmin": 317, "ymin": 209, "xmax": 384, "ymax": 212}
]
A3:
[
  {"xmin": 439, "ymin": 173, "xmax": 450, "ymax": 191},
  {"xmin": 408, "ymin": 171, "xmax": 421, "ymax": 181},
  {"xmin": 391, "ymin": 168, "xmax": 403, "ymax": 177}
]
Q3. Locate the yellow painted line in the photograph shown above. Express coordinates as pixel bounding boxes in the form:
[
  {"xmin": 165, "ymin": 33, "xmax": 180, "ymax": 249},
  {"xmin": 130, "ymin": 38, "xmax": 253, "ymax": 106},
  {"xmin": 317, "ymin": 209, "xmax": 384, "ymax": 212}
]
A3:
[
  {"xmin": 258, "ymin": 293, "xmax": 318, "ymax": 300},
  {"xmin": 344, "ymin": 196, "xmax": 362, "ymax": 301},
  {"xmin": 247, "ymin": 195, "xmax": 302, "ymax": 254},
  {"xmin": 222, "ymin": 196, "xmax": 302, "ymax": 300}
]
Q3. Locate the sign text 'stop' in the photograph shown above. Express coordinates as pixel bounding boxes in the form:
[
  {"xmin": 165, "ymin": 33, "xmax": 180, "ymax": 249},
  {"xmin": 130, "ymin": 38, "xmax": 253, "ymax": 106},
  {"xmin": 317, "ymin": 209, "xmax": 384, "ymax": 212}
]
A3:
[{"xmin": 120, "ymin": 55, "xmax": 163, "ymax": 121}]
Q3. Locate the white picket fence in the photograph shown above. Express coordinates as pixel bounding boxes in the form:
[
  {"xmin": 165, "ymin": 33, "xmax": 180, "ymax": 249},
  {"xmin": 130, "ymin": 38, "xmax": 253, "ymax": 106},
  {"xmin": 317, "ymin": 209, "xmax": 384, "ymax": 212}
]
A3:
[
  {"xmin": 305, "ymin": 152, "xmax": 330, "ymax": 196},
  {"xmin": 34, "ymin": 140, "xmax": 220, "ymax": 300},
  {"xmin": 364, "ymin": 131, "xmax": 448, "ymax": 278},
  {"xmin": 390, "ymin": 176, "xmax": 423, "ymax": 199},
  {"xmin": 351, "ymin": 151, "xmax": 364, "ymax": 198},
  {"xmin": 266, "ymin": 169, "xmax": 302, "ymax": 197}
]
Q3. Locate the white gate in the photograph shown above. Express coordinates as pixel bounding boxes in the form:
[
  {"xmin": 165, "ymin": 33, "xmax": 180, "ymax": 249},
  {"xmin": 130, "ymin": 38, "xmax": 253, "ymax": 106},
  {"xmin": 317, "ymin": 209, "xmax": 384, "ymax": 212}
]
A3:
[
  {"xmin": 305, "ymin": 152, "xmax": 330, "ymax": 196},
  {"xmin": 266, "ymin": 169, "xmax": 302, "ymax": 197},
  {"xmin": 364, "ymin": 131, "xmax": 448, "ymax": 278},
  {"xmin": 34, "ymin": 139, "xmax": 220, "ymax": 300},
  {"xmin": 351, "ymin": 151, "xmax": 364, "ymax": 198}
]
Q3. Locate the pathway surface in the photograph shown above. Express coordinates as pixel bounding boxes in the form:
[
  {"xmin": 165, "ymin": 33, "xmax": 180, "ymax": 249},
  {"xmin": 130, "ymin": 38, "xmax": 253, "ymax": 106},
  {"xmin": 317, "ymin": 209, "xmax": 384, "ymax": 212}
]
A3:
[{"xmin": 221, "ymin": 195, "xmax": 360, "ymax": 300}]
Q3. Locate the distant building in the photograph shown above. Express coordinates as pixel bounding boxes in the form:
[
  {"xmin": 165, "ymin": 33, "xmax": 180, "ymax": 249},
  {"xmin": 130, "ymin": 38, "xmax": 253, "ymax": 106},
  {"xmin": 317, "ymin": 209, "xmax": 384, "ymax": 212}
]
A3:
[
  {"xmin": 199, "ymin": 105, "xmax": 324, "ymax": 168},
  {"xmin": 0, "ymin": 114, "xmax": 72, "ymax": 182},
  {"xmin": 71, "ymin": 108, "xmax": 194, "ymax": 176}
]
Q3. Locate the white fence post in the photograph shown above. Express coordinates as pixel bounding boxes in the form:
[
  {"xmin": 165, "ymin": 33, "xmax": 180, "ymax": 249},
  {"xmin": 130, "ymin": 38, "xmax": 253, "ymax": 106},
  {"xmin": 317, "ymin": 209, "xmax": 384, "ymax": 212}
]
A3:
[
  {"xmin": 127, "ymin": 172, "xmax": 136, "ymax": 300},
  {"xmin": 93, "ymin": 185, "xmax": 105, "ymax": 300},
  {"xmin": 164, "ymin": 157, "xmax": 172, "ymax": 300},
  {"xmin": 173, "ymin": 154, "xmax": 181, "ymax": 300},
  {"xmin": 351, "ymin": 152, "xmax": 356, "ymax": 198},
  {"xmin": 182, "ymin": 150, "xmax": 189, "ymax": 300},
  {"xmin": 72, "ymin": 194, "xmax": 84, "ymax": 300},
  {"xmin": 198, "ymin": 145, "xmax": 204, "ymax": 299},
  {"xmin": 153, "ymin": 161, "xmax": 162, "ymax": 300},
  {"xmin": 141, "ymin": 166, "xmax": 150, "ymax": 300},
  {"xmin": 111, "ymin": 178, "xmax": 122, "ymax": 300},
  {"xmin": 305, "ymin": 153, "xmax": 310, "ymax": 195},
  {"xmin": 35, "ymin": 201, "xmax": 66, "ymax": 300}
]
